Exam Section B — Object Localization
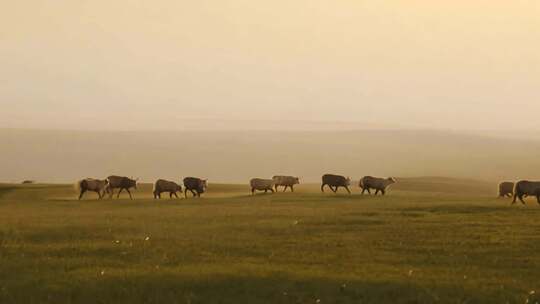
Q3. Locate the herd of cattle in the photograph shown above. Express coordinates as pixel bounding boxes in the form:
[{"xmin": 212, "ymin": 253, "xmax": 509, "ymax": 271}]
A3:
[
  {"xmin": 76, "ymin": 174, "xmax": 396, "ymax": 200},
  {"xmin": 76, "ymin": 176, "xmax": 207, "ymax": 200},
  {"xmin": 498, "ymin": 180, "xmax": 540, "ymax": 204},
  {"xmin": 76, "ymin": 175, "xmax": 540, "ymax": 205}
]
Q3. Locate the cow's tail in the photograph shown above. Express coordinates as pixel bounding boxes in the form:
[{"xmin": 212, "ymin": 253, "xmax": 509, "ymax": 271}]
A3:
[
  {"xmin": 358, "ymin": 177, "xmax": 364, "ymax": 189},
  {"xmin": 512, "ymin": 182, "xmax": 520, "ymax": 203},
  {"xmin": 103, "ymin": 178, "xmax": 111, "ymax": 195}
]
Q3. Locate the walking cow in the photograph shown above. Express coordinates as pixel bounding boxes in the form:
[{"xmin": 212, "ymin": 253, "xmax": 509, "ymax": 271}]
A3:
[
  {"xmin": 512, "ymin": 180, "xmax": 540, "ymax": 205},
  {"xmin": 272, "ymin": 176, "xmax": 300, "ymax": 192},
  {"xmin": 153, "ymin": 179, "xmax": 182, "ymax": 199},
  {"xmin": 106, "ymin": 175, "xmax": 138, "ymax": 199},
  {"xmin": 183, "ymin": 177, "xmax": 207, "ymax": 198},
  {"xmin": 250, "ymin": 178, "xmax": 275, "ymax": 194},
  {"xmin": 321, "ymin": 174, "xmax": 351, "ymax": 194},
  {"xmin": 76, "ymin": 178, "xmax": 108, "ymax": 200},
  {"xmin": 498, "ymin": 181, "xmax": 514, "ymax": 198},
  {"xmin": 359, "ymin": 176, "xmax": 396, "ymax": 196}
]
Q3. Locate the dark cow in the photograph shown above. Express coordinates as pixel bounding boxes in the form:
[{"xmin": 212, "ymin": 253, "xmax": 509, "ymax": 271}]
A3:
[
  {"xmin": 106, "ymin": 175, "xmax": 138, "ymax": 199},
  {"xmin": 498, "ymin": 181, "xmax": 514, "ymax": 198},
  {"xmin": 250, "ymin": 178, "xmax": 275, "ymax": 194},
  {"xmin": 153, "ymin": 179, "xmax": 182, "ymax": 199},
  {"xmin": 512, "ymin": 180, "xmax": 540, "ymax": 205},
  {"xmin": 183, "ymin": 177, "xmax": 207, "ymax": 198},
  {"xmin": 76, "ymin": 178, "xmax": 109, "ymax": 200},
  {"xmin": 321, "ymin": 174, "xmax": 351, "ymax": 194},
  {"xmin": 272, "ymin": 175, "xmax": 300, "ymax": 192}
]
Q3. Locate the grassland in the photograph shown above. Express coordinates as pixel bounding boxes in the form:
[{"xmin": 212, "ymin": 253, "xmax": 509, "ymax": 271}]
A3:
[{"xmin": 1, "ymin": 178, "xmax": 540, "ymax": 303}]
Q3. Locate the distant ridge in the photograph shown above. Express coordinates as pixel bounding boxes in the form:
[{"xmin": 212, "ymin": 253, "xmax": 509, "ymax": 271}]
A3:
[{"xmin": 1, "ymin": 128, "xmax": 540, "ymax": 183}]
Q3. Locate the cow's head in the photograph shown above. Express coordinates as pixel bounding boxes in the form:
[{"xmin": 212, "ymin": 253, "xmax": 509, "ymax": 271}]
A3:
[
  {"xmin": 294, "ymin": 177, "xmax": 300, "ymax": 184},
  {"xmin": 388, "ymin": 177, "xmax": 396, "ymax": 184},
  {"xmin": 195, "ymin": 179, "xmax": 207, "ymax": 193}
]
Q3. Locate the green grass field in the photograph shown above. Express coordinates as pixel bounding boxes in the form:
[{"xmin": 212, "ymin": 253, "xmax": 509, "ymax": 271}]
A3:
[{"xmin": 1, "ymin": 178, "xmax": 539, "ymax": 303}]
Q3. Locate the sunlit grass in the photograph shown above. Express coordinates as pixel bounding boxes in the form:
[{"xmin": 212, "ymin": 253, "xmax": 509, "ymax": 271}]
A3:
[{"xmin": 0, "ymin": 179, "xmax": 539, "ymax": 303}]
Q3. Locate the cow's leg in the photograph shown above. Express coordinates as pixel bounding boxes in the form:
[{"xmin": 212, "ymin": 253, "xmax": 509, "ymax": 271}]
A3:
[
  {"xmin": 381, "ymin": 189, "xmax": 386, "ymax": 196},
  {"xmin": 184, "ymin": 188, "xmax": 189, "ymax": 198},
  {"xmin": 117, "ymin": 188, "xmax": 123, "ymax": 198},
  {"xmin": 169, "ymin": 192, "xmax": 173, "ymax": 199},
  {"xmin": 512, "ymin": 193, "xmax": 517, "ymax": 204},
  {"xmin": 283, "ymin": 185, "xmax": 288, "ymax": 192},
  {"xmin": 291, "ymin": 185, "xmax": 295, "ymax": 192},
  {"xmin": 251, "ymin": 188, "xmax": 255, "ymax": 195},
  {"xmin": 78, "ymin": 189, "xmax": 86, "ymax": 200},
  {"xmin": 331, "ymin": 186, "xmax": 338, "ymax": 193},
  {"xmin": 275, "ymin": 185, "xmax": 279, "ymax": 192},
  {"xmin": 270, "ymin": 188, "xmax": 275, "ymax": 193},
  {"xmin": 518, "ymin": 194, "xmax": 526, "ymax": 204},
  {"xmin": 126, "ymin": 189, "xmax": 133, "ymax": 200},
  {"xmin": 345, "ymin": 186, "xmax": 351, "ymax": 194},
  {"xmin": 321, "ymin": 183, "xmax": 327, "ymax": 192},
  {"xmin": 173, "ymin": 192, "xmax": 178, "ymax": 198},
  {"xmin": 190, "ymin": 189, "xmax": 197, "ymax": 197},
  {"xmin": 96, "ymin": 190, "xmax": 102, "ymax": 199},
  {"xmin": 536, "ymin": 194, "xmax": 540, "ymax": 205},
  {"xmin": 374, "ymin": 189, "xmax": 379, "ymax": 196}
]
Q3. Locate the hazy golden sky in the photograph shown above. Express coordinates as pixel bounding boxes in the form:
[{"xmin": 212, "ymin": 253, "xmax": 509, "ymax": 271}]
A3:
[{"xmin": 1, "ymin": 1, "xmax": 538, "ymax": 130}]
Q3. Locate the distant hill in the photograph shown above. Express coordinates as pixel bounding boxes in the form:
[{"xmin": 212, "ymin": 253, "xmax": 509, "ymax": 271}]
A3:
[{"xmin": 1, "ymin": 128, "xmax": 539, "ymax": 183}]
